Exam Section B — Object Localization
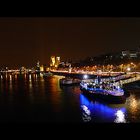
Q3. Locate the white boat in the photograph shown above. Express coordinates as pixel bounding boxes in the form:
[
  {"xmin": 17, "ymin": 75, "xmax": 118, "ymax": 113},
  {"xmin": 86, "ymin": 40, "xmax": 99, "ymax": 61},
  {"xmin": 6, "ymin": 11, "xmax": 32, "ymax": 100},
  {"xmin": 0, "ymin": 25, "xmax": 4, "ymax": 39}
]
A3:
[
  {"xmin": 59, "ymin": 77, "xmax": 81, "ymax": 86},
  {"xmin": 80, "ymin": 79, "xmax": 126, "ymax": 103}
]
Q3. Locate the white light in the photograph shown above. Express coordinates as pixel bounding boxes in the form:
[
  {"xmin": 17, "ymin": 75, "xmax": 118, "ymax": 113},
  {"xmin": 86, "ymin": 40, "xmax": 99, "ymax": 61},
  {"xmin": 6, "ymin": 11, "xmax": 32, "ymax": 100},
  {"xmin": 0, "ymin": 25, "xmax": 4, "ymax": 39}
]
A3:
[
  {"xmin": 83, "ymin": 74, "xmax": 88, "ymax": 79},
  {"xmin": 81, "ymin": 105, "xmax": 91, "ymax": 122},
  {"xmin": 117, "ymin": 86, "xmax": 120, "ymax": 89},
  {"xmin": 114, "ymin": 110, "xmax": 126, "ymax": 123},
  {"xmin": 82, "ymin": 105, "xmax": 88, "ymax": 111},
  {"xmin": 127, "ymin": 67, "xmax": 131, "ymax": 71},
  {"xmin": 29, "ymin": 74, "xmax": 32, "ymax": 81}
]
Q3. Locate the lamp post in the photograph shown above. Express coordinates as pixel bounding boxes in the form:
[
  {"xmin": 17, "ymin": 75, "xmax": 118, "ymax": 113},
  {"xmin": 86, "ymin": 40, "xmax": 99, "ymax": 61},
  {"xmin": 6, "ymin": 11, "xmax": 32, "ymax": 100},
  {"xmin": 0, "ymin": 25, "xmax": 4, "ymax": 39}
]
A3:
[{"xmin": 126, "ymin": 67, "xmax": 131, "ymax": 76}]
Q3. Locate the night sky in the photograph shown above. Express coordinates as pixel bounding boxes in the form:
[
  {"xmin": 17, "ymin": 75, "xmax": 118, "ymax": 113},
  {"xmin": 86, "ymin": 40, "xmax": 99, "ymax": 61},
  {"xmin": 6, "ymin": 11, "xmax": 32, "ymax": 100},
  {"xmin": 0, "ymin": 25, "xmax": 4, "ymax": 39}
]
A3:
[{"xmin": 0, "ymin": 17, "xmax": 140, "ymax": 68}]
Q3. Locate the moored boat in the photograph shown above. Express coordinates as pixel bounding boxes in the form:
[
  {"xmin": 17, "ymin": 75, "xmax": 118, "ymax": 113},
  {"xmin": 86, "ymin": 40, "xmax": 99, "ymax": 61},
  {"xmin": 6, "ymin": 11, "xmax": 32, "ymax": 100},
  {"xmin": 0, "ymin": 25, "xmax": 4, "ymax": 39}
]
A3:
[
  {"xmin": 80, "ymin": 79, "xmax": 126, "ymax": 104},
  {"xmin": 60, "ymin": 77, "xmax": 81, "ymax": 86},
  {"xmin": 43, "ymin": 72, "xmax": 53, "ymax": 77}
]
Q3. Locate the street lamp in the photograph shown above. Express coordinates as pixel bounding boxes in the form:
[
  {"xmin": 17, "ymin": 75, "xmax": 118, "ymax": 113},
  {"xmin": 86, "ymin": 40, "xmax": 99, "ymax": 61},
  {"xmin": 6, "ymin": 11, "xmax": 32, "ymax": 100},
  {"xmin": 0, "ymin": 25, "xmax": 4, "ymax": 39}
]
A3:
[
  {"xmin": 127, "ymin": 67, "xmax": 131, "ymax": 73},
  {"xmin": 127, "ymin": 67, "xmax": 131, "ymax": 71},
  {"xmin": 83, "ymin": 74, "xmax": 88, "ymax": 79}
]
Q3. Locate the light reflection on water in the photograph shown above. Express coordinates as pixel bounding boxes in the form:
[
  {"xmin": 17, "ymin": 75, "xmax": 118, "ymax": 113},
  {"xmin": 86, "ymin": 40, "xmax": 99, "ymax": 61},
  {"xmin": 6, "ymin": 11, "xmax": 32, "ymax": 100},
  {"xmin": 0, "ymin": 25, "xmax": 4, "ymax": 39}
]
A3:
[
  {"xmin": 125, "ymin": 94, "xmax": 140, "ymax": 122},
  {"xmin": 0, "ymin": 74, "xmax": 140, "ymax": 122},
  {"xmin": 114, "ymin": 110, "xmax": 126, "ymax": 123},
  {"xmin": 80, "ymin": 94, "xmax": 127, "ymax": 123}
]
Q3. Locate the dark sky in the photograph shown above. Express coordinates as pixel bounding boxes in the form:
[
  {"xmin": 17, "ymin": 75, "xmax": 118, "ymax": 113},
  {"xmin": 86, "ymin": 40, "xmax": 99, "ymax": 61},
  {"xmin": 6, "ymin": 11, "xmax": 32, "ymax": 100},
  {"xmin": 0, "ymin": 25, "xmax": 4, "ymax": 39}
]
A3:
[{"xmin": 0, "ymin": 17, "xmax": 140, "ymax": 68}]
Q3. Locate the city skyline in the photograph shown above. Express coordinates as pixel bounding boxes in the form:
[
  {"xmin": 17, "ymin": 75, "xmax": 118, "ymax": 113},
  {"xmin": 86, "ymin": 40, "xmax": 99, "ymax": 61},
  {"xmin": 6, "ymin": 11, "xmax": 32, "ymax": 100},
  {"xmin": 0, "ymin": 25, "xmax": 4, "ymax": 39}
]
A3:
[{"xmin": 1, "ymin": 17, "xmax": 140, "ymax": 67}]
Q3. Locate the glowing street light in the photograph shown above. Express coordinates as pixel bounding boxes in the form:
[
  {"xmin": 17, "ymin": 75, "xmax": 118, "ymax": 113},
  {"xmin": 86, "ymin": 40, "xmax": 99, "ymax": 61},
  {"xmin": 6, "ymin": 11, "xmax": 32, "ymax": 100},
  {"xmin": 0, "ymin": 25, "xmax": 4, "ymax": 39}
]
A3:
[
  {"xmin": 127, "ymin": 67, "xmax": 131, "ymax": 72},
  {"xmin": 83, "ymin": 74, "xmax": 88, "ymax": 79}
]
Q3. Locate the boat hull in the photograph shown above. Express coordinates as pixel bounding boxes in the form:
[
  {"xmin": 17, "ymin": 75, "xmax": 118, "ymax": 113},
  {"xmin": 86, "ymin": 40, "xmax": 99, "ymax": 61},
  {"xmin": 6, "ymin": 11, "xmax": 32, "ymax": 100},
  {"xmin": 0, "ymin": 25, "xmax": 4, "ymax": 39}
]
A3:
[{"xmin": 80, "ymin": 88, "xmax": 126, "ymax": 104}]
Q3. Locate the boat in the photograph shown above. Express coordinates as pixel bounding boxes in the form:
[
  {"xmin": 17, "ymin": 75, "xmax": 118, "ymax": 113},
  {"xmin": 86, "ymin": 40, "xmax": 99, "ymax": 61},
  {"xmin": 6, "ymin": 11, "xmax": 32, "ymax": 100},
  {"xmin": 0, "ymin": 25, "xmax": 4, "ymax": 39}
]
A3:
[
  {"xmin": 43, "ymin": 72, "xmax": 53, "ymax": 77},
  {"xmin": 59, "ymin": 77, "xmax": 81, "ymax": 86},
  {"xmin": 80, "ymin": 79, "xmax": 126, "ymax": 104}
]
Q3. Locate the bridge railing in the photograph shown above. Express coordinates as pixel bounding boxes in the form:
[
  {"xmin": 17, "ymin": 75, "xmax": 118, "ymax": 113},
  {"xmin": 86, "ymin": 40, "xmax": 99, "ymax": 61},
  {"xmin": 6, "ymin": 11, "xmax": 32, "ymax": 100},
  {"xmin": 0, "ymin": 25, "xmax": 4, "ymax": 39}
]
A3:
[{"xmin": 115, "ymin": 75, "xmax": 140, "ymax": 86}]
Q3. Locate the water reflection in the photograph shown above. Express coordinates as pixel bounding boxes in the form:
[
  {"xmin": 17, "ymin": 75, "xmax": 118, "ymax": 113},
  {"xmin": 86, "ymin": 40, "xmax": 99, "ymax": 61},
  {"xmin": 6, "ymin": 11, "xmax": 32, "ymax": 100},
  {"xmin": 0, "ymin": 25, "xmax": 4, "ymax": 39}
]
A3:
[
  {"xmin": 114, "ymin": 110, "xmax": 126, "ymax": 123},
  {"xmin": 129, "ymin": 96, "xmax": 138, "ymax": 114},
  {"xmin": 9, "ymin": 74, "xmax": 12, "ymax": 81},
  {"xmin": 29, "ymin": 74, "xmax": 32, "ymax": 93},
  {"xmin": 24, "ymin": 74, "xmax": 27, "ymax": 80},
  {"xmin": 125, "ymin": 94, "xmax": 140, "ymax": 122},
  {"xmin": 81, "ymin": 105, "xmax": 91, "ymax": 122},
  {"xmin": 49, "ymin": 76, "xmax": 62, "ymax": 113},
  {"xmin": 9, "ymin": 74, "xmax": 13, "ymax": 93},
  {"xmin": 15, "ymin": 74, "xmax": 17, "ymax": 80},
  {"xmin": 0, "ymin": 74, "xmax": 140, "ymax": 122},
  {"xmin": 0, "ymin": 75, "xmax": 3, "ymax": 80},
  {"xmin": 80, "ymin": 94, "xmax": 126, "ymax": 123},
  {"xmin": 6, "ymin": 73, "xmax": 7, "ymax": 79},
  {"xmin": 29, "ymin": 74, "xmax": 32, "ymax": 82}
]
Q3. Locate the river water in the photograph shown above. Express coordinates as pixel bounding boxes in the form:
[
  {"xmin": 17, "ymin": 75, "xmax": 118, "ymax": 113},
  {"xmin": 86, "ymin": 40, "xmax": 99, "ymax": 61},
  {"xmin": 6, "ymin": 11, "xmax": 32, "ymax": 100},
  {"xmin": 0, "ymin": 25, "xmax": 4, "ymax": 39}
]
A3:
[{"xmin": 0, "ymin": 74, "xmax": 140, "ymax": 123}]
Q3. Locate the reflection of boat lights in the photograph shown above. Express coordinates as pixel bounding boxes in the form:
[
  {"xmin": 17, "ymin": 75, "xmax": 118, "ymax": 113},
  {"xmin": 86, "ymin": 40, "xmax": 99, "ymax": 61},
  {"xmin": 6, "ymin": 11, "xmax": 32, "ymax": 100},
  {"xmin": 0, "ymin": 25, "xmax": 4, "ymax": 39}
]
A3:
[
  {"xmin": 114, "ymin": 110, "xmax": 126, "ymax": 123},
  {"xmin": 81, "ymin": 105, "xmax": 91, "ymax": 122},
  {"xmin": 82, "ymin": 113, "xmax": 91, "ymax": 122},
  {"xmin": 80, "ymin": 94, "xmax": 126, "ymax": 123},
  {"xmin": 81, "ymin": 105, "xmax": 91, "ymax": 115}
]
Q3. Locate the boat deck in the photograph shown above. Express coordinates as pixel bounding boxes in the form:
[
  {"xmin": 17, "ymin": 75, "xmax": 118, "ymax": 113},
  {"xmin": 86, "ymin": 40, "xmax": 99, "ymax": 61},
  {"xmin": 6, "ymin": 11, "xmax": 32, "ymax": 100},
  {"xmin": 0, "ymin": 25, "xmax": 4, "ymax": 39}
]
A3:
[{"xmin": 85, "ymin": 87, "xmax": 124, "ymax": 96}]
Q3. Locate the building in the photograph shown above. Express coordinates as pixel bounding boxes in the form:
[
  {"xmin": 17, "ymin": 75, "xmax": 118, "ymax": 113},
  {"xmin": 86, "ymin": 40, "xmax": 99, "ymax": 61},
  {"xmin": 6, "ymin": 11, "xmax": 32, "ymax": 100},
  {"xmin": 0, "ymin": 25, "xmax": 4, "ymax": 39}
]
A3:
[
  {"xmin": 50, "ymin": 56, "xmax": 55, "ymax": 67},
  {"xmin": 121, "ymin": 50, "xmax": 138, "ymax": 58},
  {"xmin": 40, "ymin": 65, "xmax": 44, "ymax": 72},
  {"xmin": 129, "ymin": 50, "xmax": 137, "ymax": 58},
  {"xmin": 121, "ymin": 50, "xmax": 130, "ymax": 57},
  {"xmin": 55, "ymin": 57, "xmax": 60, "ymax": 67},
  {"xmin": 50, "ymin": 56, "xmax": 61, "ymax": 68},
  {"xmin": 36, "ymin": 60, "xmax": 40, "ymax": 72}
]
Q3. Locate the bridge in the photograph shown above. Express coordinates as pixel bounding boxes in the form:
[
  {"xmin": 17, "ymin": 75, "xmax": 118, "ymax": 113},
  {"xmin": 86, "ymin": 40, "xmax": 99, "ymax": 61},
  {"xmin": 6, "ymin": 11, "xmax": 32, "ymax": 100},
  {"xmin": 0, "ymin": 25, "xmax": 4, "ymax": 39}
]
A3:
[
  {"xmin": 115, "ymin": 74, "xmax": 140, "ymax": 86},
  {"xmin": 50, "ymin": 70, "xmax": 140, "ymax": 86},
  {"xmin": 50, "ymin": 70, "xmax": 126, "ymax": 78}
]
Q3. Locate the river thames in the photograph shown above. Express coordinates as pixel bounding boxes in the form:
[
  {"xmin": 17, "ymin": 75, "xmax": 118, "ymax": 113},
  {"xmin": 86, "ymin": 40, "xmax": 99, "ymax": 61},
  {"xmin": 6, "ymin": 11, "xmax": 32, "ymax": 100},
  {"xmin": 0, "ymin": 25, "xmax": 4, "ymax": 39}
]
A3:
[{"xmin": 0, "ymin": 73, "xmax": 140, "ymax": 123}]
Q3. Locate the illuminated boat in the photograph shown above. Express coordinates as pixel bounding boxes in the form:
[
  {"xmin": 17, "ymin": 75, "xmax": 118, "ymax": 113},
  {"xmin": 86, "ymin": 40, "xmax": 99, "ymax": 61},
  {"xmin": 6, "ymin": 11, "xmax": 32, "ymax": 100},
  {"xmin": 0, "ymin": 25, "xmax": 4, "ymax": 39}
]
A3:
[
  {"xmin": 60, "ymin": 77, "xmax": 81, "ymax": 86},
  {"xmin": 80, "ymin": 79, "xmax": 126, "ymax": 103}
]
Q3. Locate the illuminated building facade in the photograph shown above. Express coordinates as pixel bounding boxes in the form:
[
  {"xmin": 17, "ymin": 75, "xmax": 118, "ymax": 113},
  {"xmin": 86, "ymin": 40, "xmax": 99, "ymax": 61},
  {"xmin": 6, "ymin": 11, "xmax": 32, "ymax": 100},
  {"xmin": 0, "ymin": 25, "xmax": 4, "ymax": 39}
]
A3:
[
  {"xmin": 40, "ymin": 65, "xmax": 44, "ymax": 72},
  {"xmin": 121, "ymin": 49, "xmax": 140, "ymax": 58},
  {"xmin": 36, "ymin": 60, "xmax": 40, "ymax": 72},
  {"xmin": 55, "ymin": 57, "xmax": 60, "ymax": 67},
  {"xmin": 50, "ymin": 56, "xmax": 56, "ymax": 67},
  {"xmin": 50, "ymin": 56, "xmax": 61, "ymax": 68}
]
